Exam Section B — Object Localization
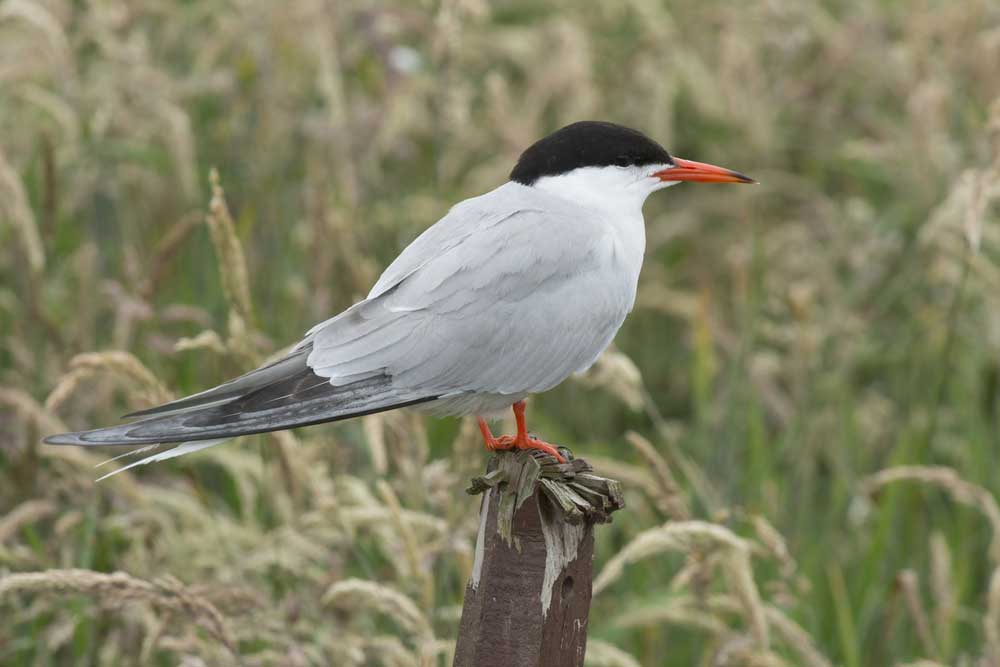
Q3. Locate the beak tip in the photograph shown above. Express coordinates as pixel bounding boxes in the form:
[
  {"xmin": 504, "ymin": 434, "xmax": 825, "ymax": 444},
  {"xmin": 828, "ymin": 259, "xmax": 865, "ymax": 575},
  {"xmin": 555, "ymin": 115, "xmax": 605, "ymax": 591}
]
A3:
[{"xmin": 662, "ymin": 158, "xmax": 757, "ymax": 185}]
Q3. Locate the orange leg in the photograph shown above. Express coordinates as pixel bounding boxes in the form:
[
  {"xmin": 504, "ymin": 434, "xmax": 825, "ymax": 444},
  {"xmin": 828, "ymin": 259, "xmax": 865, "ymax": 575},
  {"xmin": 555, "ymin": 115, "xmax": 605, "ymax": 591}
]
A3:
[
  {"xmin": 476, "ymin": 400, "xmax": 566, "ymax": 463},
  {"xmin": 477, "ymin": 417, "xmax": 507, "ymax": 451}
]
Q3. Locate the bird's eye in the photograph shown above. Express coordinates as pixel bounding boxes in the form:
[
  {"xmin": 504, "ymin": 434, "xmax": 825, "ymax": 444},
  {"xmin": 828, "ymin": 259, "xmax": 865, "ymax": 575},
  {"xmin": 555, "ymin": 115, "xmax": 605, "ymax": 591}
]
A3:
[{"xmin": 613, "ymin": 156, "xmax": 631, "ymax": 168}]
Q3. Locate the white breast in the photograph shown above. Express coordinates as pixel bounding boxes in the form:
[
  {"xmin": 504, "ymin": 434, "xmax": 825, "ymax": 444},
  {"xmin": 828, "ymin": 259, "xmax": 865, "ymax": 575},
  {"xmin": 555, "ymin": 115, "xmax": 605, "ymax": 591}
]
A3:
[{"xmin": 531, "ymin": 168, "xmax": 648, "ymax": 317}]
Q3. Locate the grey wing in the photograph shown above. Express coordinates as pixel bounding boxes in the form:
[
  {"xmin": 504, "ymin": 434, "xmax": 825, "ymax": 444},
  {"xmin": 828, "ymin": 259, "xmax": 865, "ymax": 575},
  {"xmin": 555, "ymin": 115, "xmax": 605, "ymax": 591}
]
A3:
[
  {"xmin": 366, "ymin": 185, "xmax": 534, "ymax": 301},
  {"xmin": 44, "ymin": 342, "xmax": 437, "ymax": 447},
  {"xmin": 42, "ymin": 186, "xmax": 532, "ymax": 448},
  {"xmin": 41, "ymin": 188, "xmax": 520, "ymax": 448},
  {"xmin": 308, "ymin": 203, "xmax": 633, "ymax": 400}
]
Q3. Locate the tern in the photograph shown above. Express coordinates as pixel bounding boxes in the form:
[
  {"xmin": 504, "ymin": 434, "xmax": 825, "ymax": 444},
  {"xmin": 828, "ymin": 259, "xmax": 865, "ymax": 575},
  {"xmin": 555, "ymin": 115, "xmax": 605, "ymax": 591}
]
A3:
[{"xmin": 45, "ymin": 121, "xmax": 753, "ymax": 476}]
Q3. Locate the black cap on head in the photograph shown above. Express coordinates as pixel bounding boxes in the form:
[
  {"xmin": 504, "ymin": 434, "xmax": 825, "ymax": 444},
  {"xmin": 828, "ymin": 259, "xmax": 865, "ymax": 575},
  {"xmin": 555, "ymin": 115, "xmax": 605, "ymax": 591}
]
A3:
[{"xmin": 510, "ymin": 121, "xmax": 674, "ymax": 185}]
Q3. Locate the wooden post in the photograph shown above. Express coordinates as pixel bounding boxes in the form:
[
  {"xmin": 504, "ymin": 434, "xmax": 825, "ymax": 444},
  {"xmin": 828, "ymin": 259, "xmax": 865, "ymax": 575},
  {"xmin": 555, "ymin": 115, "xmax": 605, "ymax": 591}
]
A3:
[{"xmin": 454, "ymin": 449, "xmax": 625, "ymax": 667}]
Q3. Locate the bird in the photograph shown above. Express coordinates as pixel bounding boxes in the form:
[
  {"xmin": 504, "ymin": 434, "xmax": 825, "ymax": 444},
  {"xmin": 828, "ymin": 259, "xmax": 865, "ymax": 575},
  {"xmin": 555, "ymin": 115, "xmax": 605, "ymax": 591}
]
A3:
[{"xmin": 44, "ymin": 121, "xmax": 753, "ymax": 478}]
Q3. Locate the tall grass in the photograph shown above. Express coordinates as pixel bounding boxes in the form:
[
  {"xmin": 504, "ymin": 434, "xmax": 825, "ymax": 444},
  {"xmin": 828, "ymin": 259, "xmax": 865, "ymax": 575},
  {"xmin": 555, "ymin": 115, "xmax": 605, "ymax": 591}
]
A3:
[{"xmin": 2, "ymin": 0, "xmax": 999, "ymax": 665}]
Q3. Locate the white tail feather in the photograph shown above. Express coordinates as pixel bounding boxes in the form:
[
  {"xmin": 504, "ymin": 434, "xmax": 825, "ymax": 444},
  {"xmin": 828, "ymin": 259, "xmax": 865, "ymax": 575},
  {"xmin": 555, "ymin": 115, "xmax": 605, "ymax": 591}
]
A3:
[
  {"xmin": 95, "ymin": 445, "xmax": 159, "ymax": 468},
  {"xmin": 95, "ymin": 439, "xmax": 228, "ymax": 482}
]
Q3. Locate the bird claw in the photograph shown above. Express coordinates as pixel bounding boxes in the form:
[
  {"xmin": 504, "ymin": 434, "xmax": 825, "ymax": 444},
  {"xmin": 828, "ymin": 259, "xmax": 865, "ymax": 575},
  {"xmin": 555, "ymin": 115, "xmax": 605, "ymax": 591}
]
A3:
[
  {"xmin": 477, "ymin": 404, "xmax": 567, "ymax": 463},
  {"xmin": 486, "ymin": 434, "xmax": 566, "ymax": 463},
  {"xmin": 486, "ymin": 434, "xmax": 516, "ymax": 451}
]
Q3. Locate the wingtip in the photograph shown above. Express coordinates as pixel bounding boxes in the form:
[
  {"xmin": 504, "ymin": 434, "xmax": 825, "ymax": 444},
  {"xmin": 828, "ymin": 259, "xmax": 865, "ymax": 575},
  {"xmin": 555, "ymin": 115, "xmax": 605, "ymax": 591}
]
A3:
[{"xmin": 43, "ymin": 432, "xmax": 85, "ymax": 446}]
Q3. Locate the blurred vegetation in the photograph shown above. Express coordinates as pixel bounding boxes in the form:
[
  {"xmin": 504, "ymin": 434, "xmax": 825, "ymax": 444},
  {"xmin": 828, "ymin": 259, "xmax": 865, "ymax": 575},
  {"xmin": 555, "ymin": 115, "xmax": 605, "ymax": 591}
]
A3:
[{"xmin": 2, "ymin": 0, "xmax": 1000, "ymax": 665}]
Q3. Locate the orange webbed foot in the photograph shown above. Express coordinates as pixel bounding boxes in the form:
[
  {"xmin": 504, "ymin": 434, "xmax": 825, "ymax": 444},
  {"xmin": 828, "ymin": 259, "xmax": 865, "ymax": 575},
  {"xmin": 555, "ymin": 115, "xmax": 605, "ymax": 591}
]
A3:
[{"xmin": 476, "ymin": 414, "xmax": 566, "ymax": 463}]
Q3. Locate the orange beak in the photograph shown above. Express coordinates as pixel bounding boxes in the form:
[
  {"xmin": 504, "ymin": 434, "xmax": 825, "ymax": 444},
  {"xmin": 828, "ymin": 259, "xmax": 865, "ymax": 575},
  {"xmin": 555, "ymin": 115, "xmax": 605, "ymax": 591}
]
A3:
[{"xmin": 654, "ymin": 157, "xmax": 756, "ymax": 184}]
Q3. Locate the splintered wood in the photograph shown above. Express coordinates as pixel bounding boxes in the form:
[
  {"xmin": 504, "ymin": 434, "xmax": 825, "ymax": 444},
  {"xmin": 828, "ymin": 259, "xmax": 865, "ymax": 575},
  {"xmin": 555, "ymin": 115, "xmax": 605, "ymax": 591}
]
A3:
[{"xmin": 454, "ymin": 449, "xmax": 625, "ymax": 667}]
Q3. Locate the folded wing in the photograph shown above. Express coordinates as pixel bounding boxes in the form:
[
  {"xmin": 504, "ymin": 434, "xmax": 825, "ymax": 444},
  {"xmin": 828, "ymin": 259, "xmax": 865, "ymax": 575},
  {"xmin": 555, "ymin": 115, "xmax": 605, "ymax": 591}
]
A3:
[
  {"xmin": 44, "ymin": 345, "xmax": 436, "ymax": 447},
  {"xmin": 308, "ymin": 184, "xmax": 633, "ymax": 399}
]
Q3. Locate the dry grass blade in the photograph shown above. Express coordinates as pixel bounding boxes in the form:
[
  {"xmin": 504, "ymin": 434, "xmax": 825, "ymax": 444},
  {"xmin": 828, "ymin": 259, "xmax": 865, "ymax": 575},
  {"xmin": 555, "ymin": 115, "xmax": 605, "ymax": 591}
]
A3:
[
  {"xmin": 625, "ymin": 431, "xmax": 690, "ymax": 520},
  {"xmin": 928, "ymin": 532, "xmax": 955, "ymax": 648},
  {"xmin": 364, "ymin": 414, "xmax": 390, "ymax": 474},
  {"xmin": 762, "ymin": 604, "xmax": 832, "ymax": 667},
  {"xmin": 594, "ymin": 520, "xmax": 769, "ymax": 647},
  {"xmin": 158, "ymin": 104, "xmax": 198, "ymax": 200},
  {"xmin": 65, "ymin": 351, "xmax": 174, "ymax": 405},
  {"xmin": 323, "ymin": 579, "xmax": 434, "ymax": 642},
  {"xmin": 0, "ymin": 500, "xmax": 55, "ymax": 543},
  {"xmin": 375, "ymin": 480, "xmax": 424, "ymax": 581},
  {"xmin": 0, "ymin": 147, "xmax": 44, "ymax": 273},
  {"xmin": 594, "ymin": 521, "xmax": 750, "ymax": 593},
  {"xmin": 0, "ymin": 569, "xmax": 238, "ymax": 656},
  {"xmin": 700, "ymin": 594, "xmax": 831, "ymax": 667},
  {"xmin": 0, "ymin": 387, "xmax": 67, "ymax": 435},
  {"xmin": 861, "ymin": 466, "xmax": 1000, "ymax": 565},
  {"xmin": 0, "ymin": 0, "xmax": 70, "ymax": 61},
  {"xmin": 174, "ymin": 329, "xmax": 227, "ymax": 354},
  {"xmin": 363, "ymin": 635, "xmax": 418, "ymax": 667},
  {"xmin": 206, "ymin": 168, "xmax": 253, "ymax": 324},
  {"xmin": 986, "ymin": 566, "xmax": 1000, "ymax": 665},
  {"xmin": 44, "ymin": 367, "xmax": 93, "ymax": 412},
  {"xmin": 613, "ymin": 596, "xmax": 730, "ymax": 635},
  {"xmin": 750, "ymin": 514, "xmax": 796, "ymax": 579},
  {"xmin": 896, "ymin": 570, "xmax": 939, "ymax": 660},
  {"xmin": 712, "ymin": 635, "xmax": 787, "ymax": 667},
  {"xmin": 339, "ymin": 506, "xmax": 448, "ymax": 537},
  {"xmin": 575, "ymin": 347, "xmax": 645, "ymax": 410},
  {"xmin": 139, "ymin": 211, "xmax": 204, "ymax": 299},
  {"xmin": 725, "ymin": 549, "xmax": 770, "ymax": 649},
  {"xmin": 596, "ymin": 524, "xmax": 685, "ymax": 592},
  {"xmin": 583, "ymin": 639, "xmax": 643, "ymax": 667}
]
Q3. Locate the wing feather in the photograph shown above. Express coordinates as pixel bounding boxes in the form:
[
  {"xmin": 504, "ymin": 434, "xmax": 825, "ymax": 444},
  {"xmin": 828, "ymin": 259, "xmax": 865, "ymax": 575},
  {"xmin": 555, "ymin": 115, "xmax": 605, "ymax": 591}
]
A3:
[
  {"xmin": 45, "ymin": 366, "xmax": 436, "ymax": 447},
  {"xmin": 123, "ymin": 346, "xmax": 311, "ymax": 418}
]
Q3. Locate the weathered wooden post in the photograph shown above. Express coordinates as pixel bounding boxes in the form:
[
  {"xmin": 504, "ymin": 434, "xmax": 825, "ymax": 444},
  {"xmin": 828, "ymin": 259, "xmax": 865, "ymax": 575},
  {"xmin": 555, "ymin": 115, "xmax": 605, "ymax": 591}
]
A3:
[{"xmin": 454, "ymin": 449, "xmax": 625, "ymax": 667}]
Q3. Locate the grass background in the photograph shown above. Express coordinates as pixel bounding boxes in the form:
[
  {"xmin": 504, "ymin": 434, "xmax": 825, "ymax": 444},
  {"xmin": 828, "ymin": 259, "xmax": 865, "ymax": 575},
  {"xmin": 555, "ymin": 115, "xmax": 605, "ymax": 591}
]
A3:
[{"xmin": 2, "ymin": 0, "xmax": 1000, "ymax": 665}]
